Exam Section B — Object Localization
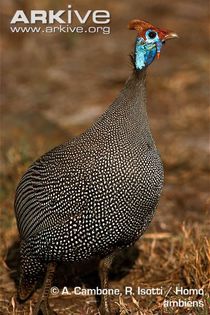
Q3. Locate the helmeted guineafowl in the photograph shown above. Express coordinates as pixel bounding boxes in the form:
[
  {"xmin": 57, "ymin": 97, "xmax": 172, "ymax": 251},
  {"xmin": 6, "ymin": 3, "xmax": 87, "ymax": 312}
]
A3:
[{"xmin": 14, "ymin": 19, "xmax": 178, "ymax": 315}]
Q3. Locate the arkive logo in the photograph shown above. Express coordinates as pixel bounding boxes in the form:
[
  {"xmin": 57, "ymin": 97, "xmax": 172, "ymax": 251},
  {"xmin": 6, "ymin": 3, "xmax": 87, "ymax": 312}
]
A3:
[{"xmin": 10, "ymin": 4, "xmax": 111, "ymax": 35}]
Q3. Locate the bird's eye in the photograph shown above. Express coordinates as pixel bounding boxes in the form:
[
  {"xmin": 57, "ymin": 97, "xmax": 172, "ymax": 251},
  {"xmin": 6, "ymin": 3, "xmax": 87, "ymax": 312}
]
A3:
[{"xmin": 148, "ymin": 31, "xmax": 157, "ymax": 39}]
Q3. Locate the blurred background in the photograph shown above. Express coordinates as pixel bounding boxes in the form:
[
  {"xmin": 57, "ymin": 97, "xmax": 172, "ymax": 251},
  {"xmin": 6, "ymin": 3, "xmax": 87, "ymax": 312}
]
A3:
[{"xmin": 0, "ymin": 0, "xmax": 209, "ymax": 314}]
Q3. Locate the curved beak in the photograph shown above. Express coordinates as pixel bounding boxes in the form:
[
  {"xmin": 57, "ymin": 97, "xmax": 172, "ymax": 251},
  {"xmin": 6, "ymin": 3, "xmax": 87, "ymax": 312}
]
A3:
[
  {"xmin": 156, "ymin": 31, "xmax": 178, "ymax": 59},
  {"xmin": 163, "ymin": 32, "xmax": 179, "ymax": 41}
]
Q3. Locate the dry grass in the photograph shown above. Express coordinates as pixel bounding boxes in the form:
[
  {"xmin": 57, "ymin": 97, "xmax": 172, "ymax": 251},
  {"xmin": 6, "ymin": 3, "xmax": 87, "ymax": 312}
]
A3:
[
  {"xmin": 111, "ymin": 223, "xmax": 210, "ymax": 315},
  {"xmin": 1, "ymin": 0, "xmax": 210, "ymax": 314},
  {"xmin": 0, "ymin": 224, "xmax": 209, "ymax": 314}
]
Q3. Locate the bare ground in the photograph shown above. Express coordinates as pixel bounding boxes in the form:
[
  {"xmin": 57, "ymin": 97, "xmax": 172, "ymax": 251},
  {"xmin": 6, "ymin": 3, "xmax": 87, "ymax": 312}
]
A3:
[{"xmin": 0, "ymin": 0, "xmax": 210, "ymax": 314}]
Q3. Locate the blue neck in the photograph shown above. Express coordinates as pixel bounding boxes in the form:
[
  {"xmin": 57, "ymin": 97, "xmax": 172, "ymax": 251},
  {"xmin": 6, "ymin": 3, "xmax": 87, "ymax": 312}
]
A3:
[{"xmin": 135, "ymin": 38, "xmax": 158, "ymax": 70}]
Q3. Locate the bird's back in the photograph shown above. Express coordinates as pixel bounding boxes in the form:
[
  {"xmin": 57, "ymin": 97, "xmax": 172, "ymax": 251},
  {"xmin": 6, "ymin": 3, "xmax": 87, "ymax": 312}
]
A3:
[{"xmin": 15, "ymin": 71, "xmax": 164, "ymax": 262}]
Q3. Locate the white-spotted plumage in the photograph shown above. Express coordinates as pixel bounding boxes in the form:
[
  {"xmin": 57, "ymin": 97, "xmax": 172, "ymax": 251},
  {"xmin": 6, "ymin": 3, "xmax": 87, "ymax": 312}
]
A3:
[{"xmin": 15, "ymin": 70, "xmax": 164, "ymax": 297}]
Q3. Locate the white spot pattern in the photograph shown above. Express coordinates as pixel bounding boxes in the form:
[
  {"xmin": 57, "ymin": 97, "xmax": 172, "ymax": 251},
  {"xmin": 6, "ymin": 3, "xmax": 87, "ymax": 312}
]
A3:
[{"xmin": 14, "ymin": 71, "xmax": 164, "ymax": 284}]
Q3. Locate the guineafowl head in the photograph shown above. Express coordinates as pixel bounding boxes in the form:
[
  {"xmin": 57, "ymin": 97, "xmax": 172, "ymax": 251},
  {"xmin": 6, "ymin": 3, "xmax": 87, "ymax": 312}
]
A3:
[{"xmin": 129, "ymin": 19, "xmax": 178, "ymax": 70}]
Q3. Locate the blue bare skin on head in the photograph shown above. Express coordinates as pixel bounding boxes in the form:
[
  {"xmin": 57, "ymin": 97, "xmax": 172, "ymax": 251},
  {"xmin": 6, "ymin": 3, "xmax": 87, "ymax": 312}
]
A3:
[
  {"xmin": 135, "ymin": 29, "xmax": 163, "ymax": 70},
  {"xmin": 129, "ymin": 19, "xmax": 178, "ymax": 71}
]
